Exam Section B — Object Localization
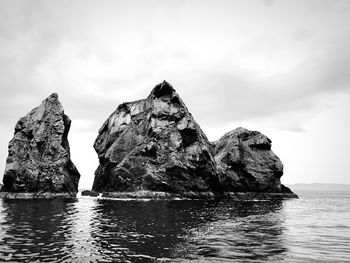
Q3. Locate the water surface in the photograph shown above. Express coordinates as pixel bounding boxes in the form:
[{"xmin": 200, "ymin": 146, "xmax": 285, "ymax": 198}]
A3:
[{"xmin": 0, "ymin": 191, "xmax": 349, "ymax": 262}]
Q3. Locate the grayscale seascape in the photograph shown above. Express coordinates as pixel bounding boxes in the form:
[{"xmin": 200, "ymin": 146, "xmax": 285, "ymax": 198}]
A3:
[
  {"xmin": 0, "ymin": 190, "xmax": 349, "ymax": 262},
  {"xmin": 1, "ymin": 1, "xmax": 350, "ymax": 262}
]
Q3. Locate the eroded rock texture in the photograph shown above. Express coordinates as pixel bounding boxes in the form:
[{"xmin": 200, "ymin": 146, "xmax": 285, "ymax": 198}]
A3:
[
  {"xmin": 1, "ymin": 93, "xmax": 80, "ymax": 196},
  {"xmin": 213, "ymin": 127, "xmax": 284, "ymax": 192},
  {"xmin": 93, "ymin": 81, "xmax": 221, "ymax": 195}
]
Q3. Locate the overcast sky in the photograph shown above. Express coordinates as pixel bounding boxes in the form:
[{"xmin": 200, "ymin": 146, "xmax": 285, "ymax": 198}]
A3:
[{"xmin": 1, "ymin": 0, "xmax": 350, "ymax": 189}]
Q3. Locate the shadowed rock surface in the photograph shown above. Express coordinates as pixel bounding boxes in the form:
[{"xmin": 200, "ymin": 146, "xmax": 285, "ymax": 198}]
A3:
[
  {"xmin": 92, "ymin": 81, "xmax": 221, "ymax": 196},
  {"xmin": 92, "ymin": 81, "xmax": 297, "ymax": 199},
  {"xmin": 213, "ymin": 127, "xmax": 287, "ymax": 193},
  {"xmin": 1, "ymin": 93, "xmax": 80, "ymax": 197}
]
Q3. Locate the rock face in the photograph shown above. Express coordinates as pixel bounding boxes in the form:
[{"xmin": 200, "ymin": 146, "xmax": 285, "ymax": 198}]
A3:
[
  {"xmin": 1, "ymin": 93, "xmax": 80, "ymax": 197},
  {"xmin": 92, "ymin": 81, "xmax": 297, "ymax": 199},
  {"xmin": 93, "ymin": 81, "xmax": 221, "ymax": 196},
  {"xmin": 213, "ymin": 127, "xmax": 284, "ymax": 192}
]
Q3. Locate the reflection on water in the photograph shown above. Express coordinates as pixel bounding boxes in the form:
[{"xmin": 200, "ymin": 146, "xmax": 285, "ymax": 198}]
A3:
[
  {"xmin": 89, "ymin": 200, "xmax": 285, "ymax": 262},
  {"xmin": 0, "ymin": 192, "xmax": 349, "ymax": 262},
  {"xmin": 0, "ymin": 199, "xmax": 77, "ymax": 262},
  {"xmin": 175, "ymin": 201, "xmax": 286, "ymax": 261}
]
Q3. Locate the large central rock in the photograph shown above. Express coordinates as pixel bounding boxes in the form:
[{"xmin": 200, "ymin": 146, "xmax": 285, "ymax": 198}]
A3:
[
  {"xmin": 1, "ymin": 93, "xmax": 80, "ymax": 198},
  {"xmin": 93, "ymin": 81, "xmax": 221, "ymax": 196}
]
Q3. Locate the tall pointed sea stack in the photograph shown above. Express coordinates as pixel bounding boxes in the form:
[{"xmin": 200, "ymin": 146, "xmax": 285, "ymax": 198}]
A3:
[
  {"xmin": 93, "ymin": 81, "xmax": 221, "ymax": 198},
  {"xmin": 1, "ymin": 93, "xmax": 80, "ymax": 198}
]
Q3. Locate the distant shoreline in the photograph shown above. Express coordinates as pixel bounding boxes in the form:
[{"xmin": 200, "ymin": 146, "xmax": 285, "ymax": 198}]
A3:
[{"xmin": 286, "ymin": 183, "xmax": 350, "ymax": 191}]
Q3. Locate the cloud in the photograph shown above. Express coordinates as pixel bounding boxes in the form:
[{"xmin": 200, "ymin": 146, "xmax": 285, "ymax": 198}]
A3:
[
  {"xmin": 0, "ymin": 0, "xmax": 350, "ymax": 134},
  {"xmin": 165, "ymin": 31, "xmax": 350, "ymax": 131},
  {"xmin": 263, "ymin": 0, "xmax": 275, "ymax": 7}
]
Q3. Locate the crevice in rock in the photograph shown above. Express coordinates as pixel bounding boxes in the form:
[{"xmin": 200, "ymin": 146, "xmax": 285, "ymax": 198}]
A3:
[
  {"xmin": 250, "ymin": 143, "xmax": 271, "ymax": 150},
  {"xmin": 179, "ymin": 127, "xmax": 198, "ymax": 148},
  {"xmin": 36, "ymin": 141, "xmax": 45, "ymax": 155},
  {"xmin": 170, "ymin": 96, "xmax": 181, "ymax": 105},
  {"xmin": 27, "ymin": 130, "xmax": 34, "ymax": 140},
  {"xmin": 61, "ymin": 114, "xmax": 71, "ymax": 153}
]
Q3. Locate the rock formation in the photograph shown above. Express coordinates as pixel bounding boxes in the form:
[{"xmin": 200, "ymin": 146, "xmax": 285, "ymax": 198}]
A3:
[
  {"xmin": 213, "ymin": 127, "xmax": 288, "ymax": 193},
  {"xmin": 93, "ymin": 81, "xmax": 297, "ymax": 199},
  {"xmin": 93, "ymin": 81, "xmax": 221, "ymax": 198},
  {"xmin": 1, "ymin": 93, "xmax": 80, "ymax": 198}
]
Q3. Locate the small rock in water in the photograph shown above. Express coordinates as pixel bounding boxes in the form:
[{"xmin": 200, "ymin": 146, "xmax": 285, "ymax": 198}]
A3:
[{"xmin": 81, "ymin": 190, "xmax": 99, "ymax": 197}]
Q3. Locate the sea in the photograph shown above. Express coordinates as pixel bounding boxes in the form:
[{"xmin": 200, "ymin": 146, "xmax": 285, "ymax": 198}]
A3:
[{"xmin": 0, "ymin": 190, "xmax": 349, "ymax": 262}]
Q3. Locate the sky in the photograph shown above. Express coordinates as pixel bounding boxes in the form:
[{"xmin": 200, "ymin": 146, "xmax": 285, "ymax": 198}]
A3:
[{"xmin": 0, "ymin": 0, "xmax": 350, "ymax": 189}]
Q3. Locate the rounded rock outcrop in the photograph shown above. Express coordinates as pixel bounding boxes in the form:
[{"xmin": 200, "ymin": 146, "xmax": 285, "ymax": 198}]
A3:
[{"xmin": 213, "ymin": 127, "xmax": 285, "ymax": 192}]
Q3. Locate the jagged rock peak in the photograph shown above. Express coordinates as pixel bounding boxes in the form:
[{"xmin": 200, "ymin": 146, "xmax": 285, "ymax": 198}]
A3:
[
  {"xmin": 150, "ymin": 80, "xmax": 176, "ymax": 98},
  {"xmin": 48, "ymin": 92, "xmax": 58, "ymax": 98},
  {"xmin": 1, "ymin": 93, "xmax": 80, "ymax": 197},
  {"xmin": 92, "ymin": 81, "xmax": 220, "ymax": 196}
]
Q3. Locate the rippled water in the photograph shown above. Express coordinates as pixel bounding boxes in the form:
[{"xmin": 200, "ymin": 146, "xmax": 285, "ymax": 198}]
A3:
[{"xmin": 0, "ymin": 191, "xmax": 349, "ymax": 262}]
